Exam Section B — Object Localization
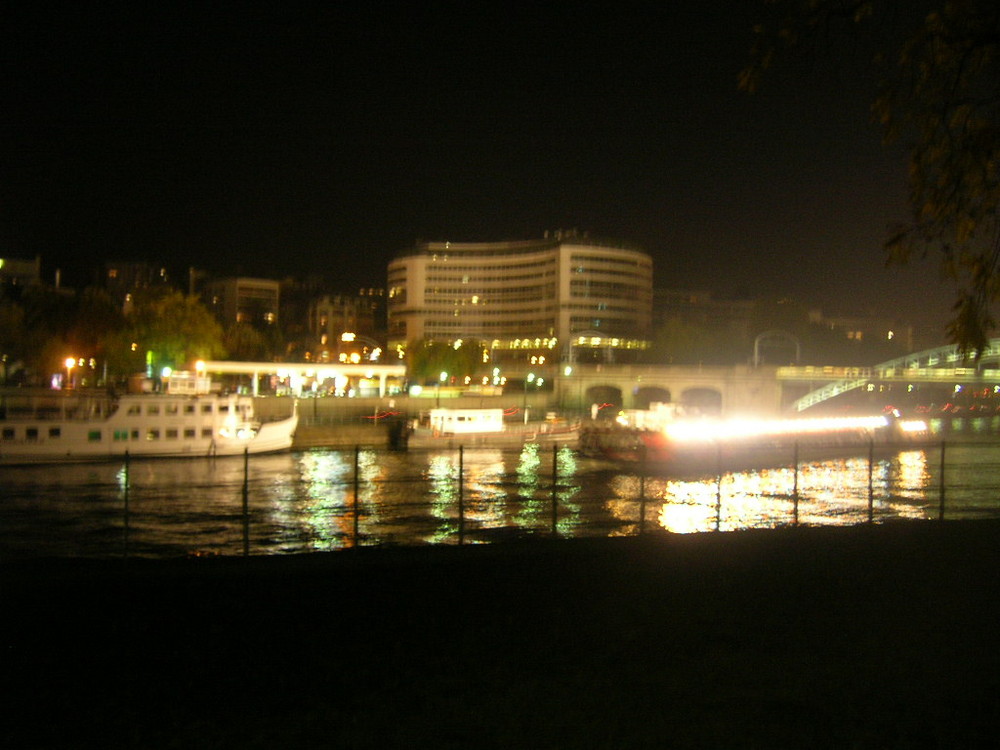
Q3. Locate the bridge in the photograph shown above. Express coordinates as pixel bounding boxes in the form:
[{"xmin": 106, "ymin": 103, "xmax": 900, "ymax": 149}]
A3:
[
  {"xmin": 197, "ymin": 340, "xmax": 1000, "ymax": 417},
  {"xmin": 785, "ymin": 339, "xmax": 1000, "ymax": 411},
  {"xmin": 544, "ymin": 340, "xmax": 1000, "ymax": 416}
]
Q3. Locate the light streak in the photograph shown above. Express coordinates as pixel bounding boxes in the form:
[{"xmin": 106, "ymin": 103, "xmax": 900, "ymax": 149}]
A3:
[{"xmin": 663, "ymin": 415, "xmax": 889, "ymax": 442}]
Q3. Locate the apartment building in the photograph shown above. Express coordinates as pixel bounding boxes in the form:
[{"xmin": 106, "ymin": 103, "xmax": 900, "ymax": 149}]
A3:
[
  {"xmin": 202, "ymin": 277, "xmax": 280, "ymax": 327},
  {"xmin": 387, "ymin": 233, "xmax": 652, "ymax": 364}
]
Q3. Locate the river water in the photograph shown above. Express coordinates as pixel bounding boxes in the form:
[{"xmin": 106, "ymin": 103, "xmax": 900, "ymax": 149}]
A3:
[{"xmin": 3, "ymin": 440, "xmax": 1000, "ymax": 560}]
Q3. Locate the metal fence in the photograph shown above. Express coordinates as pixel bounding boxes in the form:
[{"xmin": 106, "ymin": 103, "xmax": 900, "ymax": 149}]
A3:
[
  {"xmin": 6, "ymin": 439, "xmax": 1000, "ymax": 560},
  {"xmin": 100, "ymin": 439, "xmax": 1000, "ymax": 558}
]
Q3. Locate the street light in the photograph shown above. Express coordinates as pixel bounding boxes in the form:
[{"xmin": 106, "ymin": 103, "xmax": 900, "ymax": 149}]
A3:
[
  {"xmin": 437, "ymin": 371, "xmax": 448, "ymax": 407},
  {"xmin": 64, "ymin": 357, "xmax": 76, "ymax": 389},
  {"xmin": 523, "ymin": 372, "xmax": 535, "ymax": 424}
]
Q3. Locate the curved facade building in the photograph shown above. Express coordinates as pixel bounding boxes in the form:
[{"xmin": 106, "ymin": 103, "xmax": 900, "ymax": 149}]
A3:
[{"xmin": 387, "ymin": 235, "xmax": 652, "ymax": 363}]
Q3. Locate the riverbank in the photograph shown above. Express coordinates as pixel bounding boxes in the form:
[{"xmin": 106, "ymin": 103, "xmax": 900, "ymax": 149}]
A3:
[{"xmin": 5, "ymin": 520, "xmax": 1000, "ymax": 747}]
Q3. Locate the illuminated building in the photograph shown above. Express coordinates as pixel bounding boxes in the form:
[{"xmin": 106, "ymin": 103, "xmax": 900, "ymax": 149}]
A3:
[
  {"xmin": 203, "ymin": 277, "xmax": 280, "ymax": 326},
  {"xmin": 0, "ymin": 254, "xmax": 42, "ymax": 292},
  {"xmin": 308, "ymin": 289, "xmax": 386, "ymax": 362},
  {"xmin": 104, "ymin": 261, "xmax": 170, "ymax": 312},
  {"xmin": 387, "ymin": 232, "xmax": 652, "ymax": 364}
]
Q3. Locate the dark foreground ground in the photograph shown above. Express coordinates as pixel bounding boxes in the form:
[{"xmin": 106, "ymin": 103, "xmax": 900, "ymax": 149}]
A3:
[{"xmin": 4, "ymin": 521, "xmax": 1000, "ymax": 748}]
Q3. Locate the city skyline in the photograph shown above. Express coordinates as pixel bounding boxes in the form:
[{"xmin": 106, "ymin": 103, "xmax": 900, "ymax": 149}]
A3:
[{"xmin": 2, "ymin": 2, "xmax": 955, "ymax": 333}]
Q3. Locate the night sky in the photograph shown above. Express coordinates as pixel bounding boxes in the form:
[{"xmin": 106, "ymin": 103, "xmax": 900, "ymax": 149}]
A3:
[{"xmin": 1, "ymin": 1, "xmax": 953, "ymax": 334}]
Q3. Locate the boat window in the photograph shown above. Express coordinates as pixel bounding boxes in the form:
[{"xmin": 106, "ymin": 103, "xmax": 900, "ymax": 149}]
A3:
[
  {"xmin": 219, "ymin": 405, "xmax": 229, "ymax": 413},
  {"xmin": 114, "ymin": 430, "xmax": 128, "ymax": 441},
  {"xmin": 184, "ymin": 404, "xmax": 195, "ymax": 415},
  {"xmin": 201, "ymin": 428, "xmax": 213, "ymax": 438},
  {"xmin": 166, "ymin": 429, "xmax": 179, "ymax": 439},
  {"xmin": 49, "ymin": 427, "xmax": 61, "ymax": 438},
  {"xmin": 184, "ymin": 428, "xmax": 196, "ymax": 438},
  {"xmin": 131, "ymin": 430, "xmax": 139, "ymax": 440},
  {"xmin": 128, "ymin": 405, "xmax": 141, "ymax": 415},
  {"xmin": 202, "ymin": 404, "xmax": 213, "ymax": 414},
  {"xmin": 147, "ymin": 405, "xmax": 160, "ymax": 416},
  {"xmin": 146, "ymin": 429, "xmax": 160, "ymax": 441},
  {"xmin": 26, "ymin": 428, "xmax": 38, "ymax": 441},
  {"xmin": 88, "ymin": 430, "xmax": 101, "ymax": 442},
  {"xmin": 2, "ymin": 427, "xmax": 14, "ymax": 440},
  {"xmin": 166, "ymin": 404, "xmax": 179, "ymax": 416}
]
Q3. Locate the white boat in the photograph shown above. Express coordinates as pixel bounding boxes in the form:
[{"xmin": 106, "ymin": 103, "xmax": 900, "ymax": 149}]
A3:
[{"xmin": 0, "ymin": 387, "xmax": 298, "ymax": 464}]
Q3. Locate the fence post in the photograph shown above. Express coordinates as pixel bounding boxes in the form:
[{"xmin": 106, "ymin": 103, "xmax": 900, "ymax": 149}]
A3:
[
  {"xmin": 792, "ymin": 441, "xmax": 800, "ymax": 526},
  {"xmin": 123, "ymin": 450, "xmax": 130, "ymax": 560},
  {"xmin": 458, "ymin": 446, "xmax": 465, "ymax": 546},
  {"xmin": 242, "ymin": 447, "xmax": 250, "ymax": 556},
  {"xmin": 638, "ymin": 446, "xmax": 647, "ymax": 535},
  {"xmin": 551, "ymin": 443, "xmax": 559, "ymax": 537},
  {"xmin": 353, "ymin": 445, "xmax": 360, "ymax": 546},
  {"xmin": 714, "ymin": 442, "xmax": 722, "ymax": 532},
  {"xmin": 867, "ymin": 437, "xmax": 875, "ymax": 524},
  {"xmin": 938, "ymin": 440, "xmax": 947, "ymax": 521}
]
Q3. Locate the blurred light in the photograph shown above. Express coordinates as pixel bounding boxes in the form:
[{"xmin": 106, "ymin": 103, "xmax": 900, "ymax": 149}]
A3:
[{"xmin": 664, "ymin": 415, "xmax": 889, "ymax": 443}]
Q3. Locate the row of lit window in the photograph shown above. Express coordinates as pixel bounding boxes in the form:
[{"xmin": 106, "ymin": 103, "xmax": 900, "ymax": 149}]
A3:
[
  {"xmin": 1, "ymin": 426, "xmax": 216, "ymax": 442},
  {"xmin": 423, "ymin": 301, "xmax": 557, "ymax": 312},
  {"xmin": 124, "ymin": 403, "xmax": 240, "ymax": 416},
  {"xmin": 423, "ymin": 273, "xmax": 556, "ymax": 286},
  {"xmin": 569, "ymin": 253, "xmax": 649, "ymax": 269},
  {"xmin": 425, "ymin": 284, "xmax": 552, "ymax": 296},
  {"xmin": 425, "ymin": 258, "xmax": 556, "ymax": 271},
  {"xmin": 425, "ymin": 320, "xmax": 556, "ymax": 330},
  {"xmin": 571, "ymin": 267, "xmax": 651, "ymax": 280}
]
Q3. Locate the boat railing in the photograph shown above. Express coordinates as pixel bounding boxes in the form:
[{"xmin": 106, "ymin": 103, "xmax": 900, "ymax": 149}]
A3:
[{"xmin": 0, "ymin": 393, "xmax": 115, "ymax": 421}]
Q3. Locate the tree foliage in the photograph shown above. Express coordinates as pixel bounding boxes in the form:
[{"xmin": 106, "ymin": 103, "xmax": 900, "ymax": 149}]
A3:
[
  {"xmin": 742, "ymin": 0, "xmax": 1000, "ymax": 354},
  {"xmin": 406, "ymin": 339, "xmax": 485, "ymax": 384},
  {"xmin": 113, "ymin": 290, "xmax": 226, "ymax": 377}
]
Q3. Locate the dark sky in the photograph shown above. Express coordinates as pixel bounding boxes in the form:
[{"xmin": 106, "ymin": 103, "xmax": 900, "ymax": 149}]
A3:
[{"xmin": 1, "ymin": 1, "xmax": 953, "ymax": 333}]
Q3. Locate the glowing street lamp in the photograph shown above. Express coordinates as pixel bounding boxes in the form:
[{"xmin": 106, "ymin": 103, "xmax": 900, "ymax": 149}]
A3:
[
  {"xmin": 523, "ymin": 372, "xmax": 535, "ymax": 423},
  {"xmin": 64, "ymin": 357, "xmax": 76, "ymax": 389},
  {"xmin": 437, "ymin": 371, "xmax": 448, "ymax": 407}
]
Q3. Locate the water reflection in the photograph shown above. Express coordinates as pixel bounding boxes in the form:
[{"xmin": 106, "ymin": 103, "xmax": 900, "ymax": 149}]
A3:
[{"xmin": 2, "ymin": 442, "xmax": 1000, "ymax": 559}]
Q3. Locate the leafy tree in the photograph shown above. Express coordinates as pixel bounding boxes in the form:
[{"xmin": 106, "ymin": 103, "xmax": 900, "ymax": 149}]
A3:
[
  {"xmin": 742, "ymin": 0, "xmax": 1000, "ymax": 354},
  {"xmin": 224, "ymin": 322, "xmax": 268, "ymax": 361},
  {"xmin": 406, "ymin": 339, "xmax": 484, "ymax": 384},
  {"xmin": 72, "ymin": 287, "xmax": 125, "ymax": 362},
  {"xmin": 108, "ymin": 290, "xmax": 226, "ymax": 378}
]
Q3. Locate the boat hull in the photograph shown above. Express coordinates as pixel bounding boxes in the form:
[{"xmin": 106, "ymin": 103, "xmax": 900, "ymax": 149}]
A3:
[
  {"xmin": 578, "ymin": 423, "xmax": 928, "ymax": 474},
  {"xmin": 1, "ymin": 392, "xmax": 298, "ymax": 465}
]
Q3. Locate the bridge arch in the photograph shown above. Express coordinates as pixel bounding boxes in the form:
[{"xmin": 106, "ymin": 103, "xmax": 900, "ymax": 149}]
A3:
[
  {"xmin": 791, "ymin": 339, "xmax": 1000, "ymax": 412},
  {"xmin": 585, "ymin": 384, "xmax": 623, "ymax": 416},
  {"xmin": 680, "ymin": 387, "xmax": 723, "ymax": 416},
  {"xmin": 634, "ymin": 386, "xmax": 671, "ymax": 409}
]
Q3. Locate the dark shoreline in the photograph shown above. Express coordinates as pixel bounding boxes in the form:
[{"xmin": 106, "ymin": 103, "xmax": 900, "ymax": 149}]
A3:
[{"xmin": 5, "ymin": 521, "xmax": 1000, "ymax": 747}]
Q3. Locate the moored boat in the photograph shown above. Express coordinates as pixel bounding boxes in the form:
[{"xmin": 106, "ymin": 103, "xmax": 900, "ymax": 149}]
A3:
[
  {"xmin": 0, "ymin": 381, "xmax": 297, "ymax": 464},
  {"xmin": 578, "ymin": 409, "xmax": 929, "ymax": 472}
]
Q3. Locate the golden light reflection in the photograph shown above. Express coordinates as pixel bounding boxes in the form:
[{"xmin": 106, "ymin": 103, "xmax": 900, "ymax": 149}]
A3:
[
  {"xmin": 634, "ymin": 451, "xmax": 941, "ymax": 533},
  {"xmin": 297, "ymin": 451, "xmax": 353, "ymax": 550}
]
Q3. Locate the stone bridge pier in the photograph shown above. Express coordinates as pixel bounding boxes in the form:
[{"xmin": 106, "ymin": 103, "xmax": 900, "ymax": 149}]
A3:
[{"xmin": 554, "ymin": 364, "xmax": 785, "ymax": 417}]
